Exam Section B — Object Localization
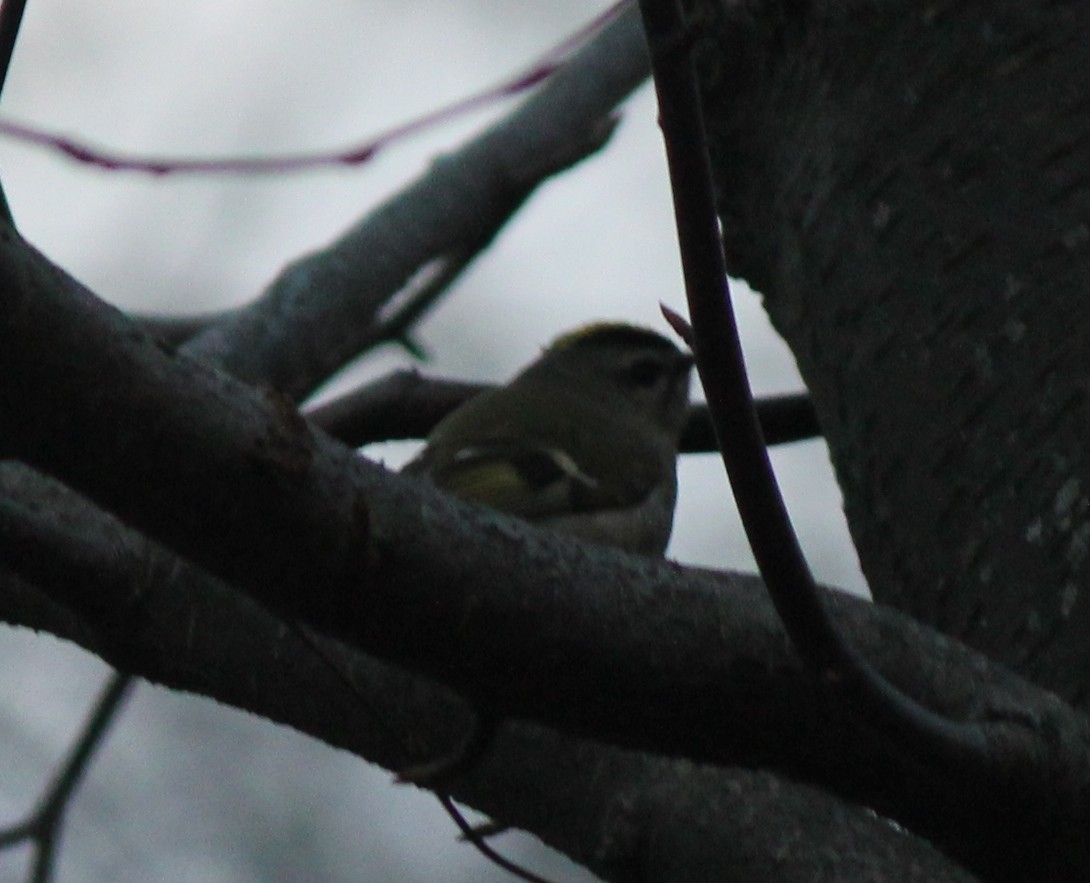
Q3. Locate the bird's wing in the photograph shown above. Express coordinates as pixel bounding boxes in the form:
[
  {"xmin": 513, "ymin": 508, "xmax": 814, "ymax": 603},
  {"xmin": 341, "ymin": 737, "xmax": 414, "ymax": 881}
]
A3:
[{"xmin": 415, "ymin": 442, "xmax": 628, "ymax": 521}]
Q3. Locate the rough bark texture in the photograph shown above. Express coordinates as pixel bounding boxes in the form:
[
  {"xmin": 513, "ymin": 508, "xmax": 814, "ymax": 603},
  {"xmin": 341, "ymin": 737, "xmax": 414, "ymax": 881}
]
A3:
[{"xmin": 693, "ymin": 0, "xmax": 1090, "ymax": 705}]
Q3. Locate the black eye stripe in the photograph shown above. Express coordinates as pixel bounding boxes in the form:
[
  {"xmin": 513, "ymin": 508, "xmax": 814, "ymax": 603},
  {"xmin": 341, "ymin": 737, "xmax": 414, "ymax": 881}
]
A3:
[{"xmin": 625, "ymin": 357, "xmax": 667, "ymax": 386}]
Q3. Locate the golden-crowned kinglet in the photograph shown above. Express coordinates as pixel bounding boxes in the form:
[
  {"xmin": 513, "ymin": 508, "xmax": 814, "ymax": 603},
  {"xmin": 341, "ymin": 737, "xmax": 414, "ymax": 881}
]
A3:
[{"xmin": 404, "ymin": 323, "xmax": 693, "ymax": 556}]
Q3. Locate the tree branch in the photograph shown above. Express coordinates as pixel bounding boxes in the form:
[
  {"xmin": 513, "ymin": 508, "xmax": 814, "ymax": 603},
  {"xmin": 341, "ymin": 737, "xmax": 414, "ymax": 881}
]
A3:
[
  {"xmin": 1, "ymin": 221, "xmax": 1090, "ymax": 880},
  {"xmin": 639, "ymin": 0, "xmax": 1000, "ymax": 779},
  {"xmin": 0, "ymin": 673, "xmax": 134, "ymax": 883},
  {"xmin": 185, "ymin": 4, "xmax": 651, "ymax": 401},
  {"xmin": 0, "ymin": 513, "xmax": 976, "ymax": 883},
  {"xmin": 0, "ymin": 464, "xmax": 1001, "ymax": 883}
]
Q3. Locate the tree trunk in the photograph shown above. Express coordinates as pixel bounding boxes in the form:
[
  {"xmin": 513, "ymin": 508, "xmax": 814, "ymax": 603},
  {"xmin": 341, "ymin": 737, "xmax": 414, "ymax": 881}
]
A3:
[{"xmin": 694, "ymin": 0, "xmax": 1090, "ymax": 705}]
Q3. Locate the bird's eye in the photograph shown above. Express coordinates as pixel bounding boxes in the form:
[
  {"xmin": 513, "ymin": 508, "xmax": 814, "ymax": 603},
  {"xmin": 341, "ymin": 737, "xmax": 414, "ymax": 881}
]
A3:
[{"xmin": 624, "ymin": 357, "xmax": 665, "ymax": 387}]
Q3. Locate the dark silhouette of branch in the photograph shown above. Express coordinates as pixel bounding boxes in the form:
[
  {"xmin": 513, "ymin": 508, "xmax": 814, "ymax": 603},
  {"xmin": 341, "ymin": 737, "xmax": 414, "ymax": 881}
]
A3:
[
  {"xmin": 636, "ymin": 0, "xmax": 996, "ymax": 772},
  {"xmin": 0, "ymin": 0, "xmax": 25, "ymax": 99},
  {"xmin": 0, "ymin": 464, "xmax": 1049, "ymax": 882},
  {"xmin": 0, "ymin": 673, "xmax": 134, "ymax": 883},
  {"xmin": 4, "ymin": 225, "xmax": 1090, "ymax": 880}
]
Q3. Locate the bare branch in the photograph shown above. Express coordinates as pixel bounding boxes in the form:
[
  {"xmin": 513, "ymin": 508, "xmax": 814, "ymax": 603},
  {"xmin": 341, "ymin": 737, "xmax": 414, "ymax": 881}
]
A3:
[
  {"xmin": 638, "ymin": 0, "xmax": 1001, "ymax": 778},
  {"xmin": 0, "ymin": 464, "xmax": 1006, "ymax": 883},
  {"xmin": 0, "ymin": 3, "xmax": 627, "ymax": 176},
  {"xmin": 185, "ymin": 5, "xmax": 651, "ymax": 401},
  {"xmin": 1, "ymin": 222, "xmax": 1089, "ymax": 880},
  {"xmin": 0, "ymin": 674, "xmax": 134, "ymax": 883}
]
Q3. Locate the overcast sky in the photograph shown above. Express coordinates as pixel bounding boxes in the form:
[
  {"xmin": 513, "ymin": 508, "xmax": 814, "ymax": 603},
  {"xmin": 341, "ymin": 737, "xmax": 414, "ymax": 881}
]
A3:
[{"xmin": 0, "ymin": 3, "xmax": 866, "ymax": 881}]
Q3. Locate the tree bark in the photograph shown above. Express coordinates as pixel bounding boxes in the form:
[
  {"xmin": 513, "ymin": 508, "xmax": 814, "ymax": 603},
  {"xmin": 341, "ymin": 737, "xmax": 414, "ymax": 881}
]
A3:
[{"xmin": 693, "ymin": 0, "xmax": 1090, "ymax": 705}]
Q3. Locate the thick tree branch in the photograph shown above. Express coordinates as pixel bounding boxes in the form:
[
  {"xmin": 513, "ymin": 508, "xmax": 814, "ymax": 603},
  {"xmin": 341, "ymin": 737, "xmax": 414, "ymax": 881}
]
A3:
[
  {"xmin": 0, "ymin": 485, "xmax": 974, "ymax": 883},
  {"xmin": 2, "ymin": 221, "xmax": 1090, "ymax": 880}
]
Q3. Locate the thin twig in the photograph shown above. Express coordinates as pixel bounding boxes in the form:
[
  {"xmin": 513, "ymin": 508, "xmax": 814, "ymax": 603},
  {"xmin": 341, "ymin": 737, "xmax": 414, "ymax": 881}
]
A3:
[
  {"xmin": 436, "ymin": 795, "xmax": 552, "ymax": 883},
  {"xmin": 0, "ymin": 2, "xmax": 629, "ymax": 176},
  {"xmin": 637, "ymin": 0, "xmax": 992, "ymax": 770},
  {"xmin": 293, "ymin": 626, "xmax": 554, "ymax": 883},
  {"xmin": 0, "ymin": 672, "xmax": 135, "ymax": 883},
  {"xmin": 349, "ymin": 242, "xmax": 494, "ymax": 362}
]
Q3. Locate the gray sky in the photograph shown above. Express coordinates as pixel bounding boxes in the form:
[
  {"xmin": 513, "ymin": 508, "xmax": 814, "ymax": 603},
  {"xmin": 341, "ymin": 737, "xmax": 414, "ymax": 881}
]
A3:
[{"xmin": 0, "ymin": 3, "xmax": 866, "ymax": 881}]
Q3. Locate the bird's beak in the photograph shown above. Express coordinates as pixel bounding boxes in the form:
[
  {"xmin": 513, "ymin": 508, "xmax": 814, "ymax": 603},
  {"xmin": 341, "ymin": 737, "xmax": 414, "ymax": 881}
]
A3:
[{"xmin": 660, "ymin": 303, "xmax": 695, "ymax": 347}]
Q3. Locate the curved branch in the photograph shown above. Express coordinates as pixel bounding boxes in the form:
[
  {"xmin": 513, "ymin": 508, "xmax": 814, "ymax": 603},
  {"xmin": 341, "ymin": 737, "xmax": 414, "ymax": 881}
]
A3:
[
  {"xmin": 0, "ymin": 225, "xmax": 1088, "ymax": 880},
  {"xmin": 0, "ymin": 673, "xmax": 134, "ymax": 882},
  {"xmin": 0, "ymin": 466, "xmax": 1011, "ymax": 883},
  {"xmin": 637, "ymin": 0, "xmax": 999, "ymax": 773}
]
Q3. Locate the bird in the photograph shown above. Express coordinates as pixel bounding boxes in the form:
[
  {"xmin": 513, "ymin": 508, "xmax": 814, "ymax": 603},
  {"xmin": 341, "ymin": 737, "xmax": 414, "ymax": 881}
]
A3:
[{"xmin": 403, "ymin": 322, "xmax": 693, "ymax": 556}]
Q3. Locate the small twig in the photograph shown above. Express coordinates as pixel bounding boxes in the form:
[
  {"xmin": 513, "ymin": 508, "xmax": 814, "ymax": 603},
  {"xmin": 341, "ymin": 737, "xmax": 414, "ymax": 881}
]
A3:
[
  {"xmin": 437, "ymin": 795, "xmax": 553, "ymax": 883},
  {"xmin": 637, "ymin": 0, "xmax": 991, "ymax": 770},
  {"xmin": 293, "ymin": 626, "xmax": 553, "ymax": 883},
  {"xmin": 352, "ymin": 241, "xmax": 496, "ymax": 360},
  {"xmin": 0, "ymin": 2, "xmax": 629, "ymax": 177},
  {"xmin": 0, "ymin": 672, "xmax": 135, "ymax": 883}
]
